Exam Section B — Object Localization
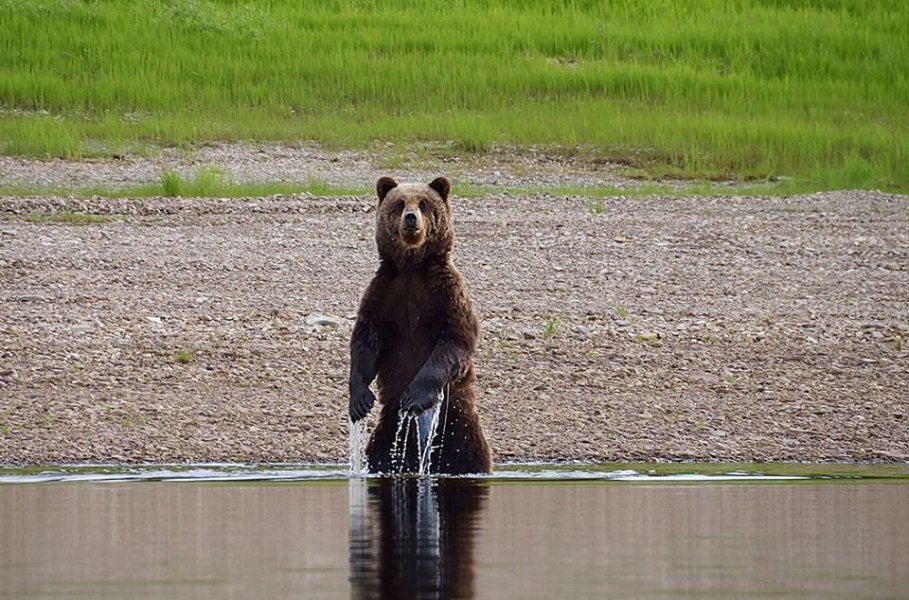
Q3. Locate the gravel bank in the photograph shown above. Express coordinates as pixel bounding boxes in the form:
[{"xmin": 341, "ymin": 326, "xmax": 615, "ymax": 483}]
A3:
[
  {"xmin": 0, "ymin": 149, "xmax": 907, "ymax": 465},
  {"xmin": 0, "ymin": 142, "xmax": 643, "ymax": 191}
]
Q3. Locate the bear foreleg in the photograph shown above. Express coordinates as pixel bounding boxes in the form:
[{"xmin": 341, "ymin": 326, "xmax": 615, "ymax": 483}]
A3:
[
  {"xmin": 399, "ymin": 338, "xmax": 468, "ymax": 415},
  {"xmin": 349, "ymin": 317, "xmax": 380, "ymax": 422}
]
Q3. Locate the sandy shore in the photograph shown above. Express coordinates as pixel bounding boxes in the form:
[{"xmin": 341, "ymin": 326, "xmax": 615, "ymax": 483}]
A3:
[{"xmin": 0, "ymin": 146, "xmax": 907, "ymax": 465}]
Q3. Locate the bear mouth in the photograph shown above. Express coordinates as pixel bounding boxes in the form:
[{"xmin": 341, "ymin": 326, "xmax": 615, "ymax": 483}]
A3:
[{"xmin": 401, "ymin": 226, "xmax": 424, "ymax": 245}]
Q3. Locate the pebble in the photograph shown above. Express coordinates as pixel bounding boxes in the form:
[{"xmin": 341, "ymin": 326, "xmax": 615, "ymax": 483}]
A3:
[{"xmin": 305, "ymin": 314, "xmax": 346, "ymax": 328}]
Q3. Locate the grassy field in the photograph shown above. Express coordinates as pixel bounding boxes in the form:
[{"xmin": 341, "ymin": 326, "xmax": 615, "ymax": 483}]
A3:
[{"xmin": 1, "ymin": 0, "xmax": 907, "ymax": 191}]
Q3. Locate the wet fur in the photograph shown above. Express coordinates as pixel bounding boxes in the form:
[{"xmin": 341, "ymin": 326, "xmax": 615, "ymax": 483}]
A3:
[{"xmin": 349, "ymin": 176, "xmax": 492, "ymax": 475}]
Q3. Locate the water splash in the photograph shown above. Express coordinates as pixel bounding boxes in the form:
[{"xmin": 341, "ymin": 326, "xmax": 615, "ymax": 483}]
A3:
[
  {"xmin": 348, "ymin": 418, "xmax": 368, "ymax": 476},
  {"xmin": 390, "ymin": 410, "xmax": 415, "ymax": 474},
  {"xmin": 349, "ymin": 387, "xmax": 448, "ymax": 476},
  {"xmin": 386, "ymin": 387, "xmax": 448, "ymax": 476},
  {"xmin": 418, "ymin": 388, "xmax": 446, "ymax": 476}
]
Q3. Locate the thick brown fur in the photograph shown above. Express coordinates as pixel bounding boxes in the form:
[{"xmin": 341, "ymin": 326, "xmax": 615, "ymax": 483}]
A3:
[{"xmin": 349, "ymin": 176, "xmax": 492, "ymax": 475}]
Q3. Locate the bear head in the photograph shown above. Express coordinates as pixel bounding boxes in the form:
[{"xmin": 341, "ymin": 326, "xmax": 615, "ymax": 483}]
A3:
[{"xmin": 374, "ymin": 176, "xmax": 453, "ymax": 266}]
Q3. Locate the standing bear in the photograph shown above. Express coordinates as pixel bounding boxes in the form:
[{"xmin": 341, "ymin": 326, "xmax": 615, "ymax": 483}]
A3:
[{"xmin": 348, "ymin": 176, "xmax": 492, "ymax": 475}]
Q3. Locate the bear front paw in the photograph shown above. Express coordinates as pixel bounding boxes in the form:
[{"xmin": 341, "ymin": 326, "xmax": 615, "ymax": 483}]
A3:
[
  {"xmin": 400, "ymin": 384, "xmax": 441, "ymax": 416},
  {"xmin": 349, "ymin": 386, "xmax": 376, "ymax": 422}
]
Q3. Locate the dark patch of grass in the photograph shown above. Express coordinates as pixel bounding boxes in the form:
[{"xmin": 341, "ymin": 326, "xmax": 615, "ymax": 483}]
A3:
[
  {"xmin": 0, "ymin": 173, "xmax": 369, "ymax": 200},
  {"xmin": 24, "ymin": 211, "xmax": 116, "ymax": 224}
]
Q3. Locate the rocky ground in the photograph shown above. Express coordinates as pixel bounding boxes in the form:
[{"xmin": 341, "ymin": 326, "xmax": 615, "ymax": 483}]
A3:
[{"xmin": 0, "ymin": 144, "xmax": 907, "ymax": 465}]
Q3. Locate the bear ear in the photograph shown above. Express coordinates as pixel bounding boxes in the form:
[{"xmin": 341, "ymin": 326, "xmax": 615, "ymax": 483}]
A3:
[
  {"xmin": 376, "ymin": 176, "xmax": 398, "ymax": 203},
  {"xmin": 429, "ymin": 176, "xmax": 451, "ymax": 202}
]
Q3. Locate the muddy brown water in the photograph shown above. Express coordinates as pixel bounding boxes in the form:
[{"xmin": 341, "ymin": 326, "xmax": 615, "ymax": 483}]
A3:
[{"xmin": 1, "ymin": 466, "xmax": 907, "ymax": 599}]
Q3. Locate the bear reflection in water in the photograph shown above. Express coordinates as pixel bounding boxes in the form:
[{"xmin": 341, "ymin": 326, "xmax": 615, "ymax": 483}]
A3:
[{"xmin": 348, "ymin": 477, "xmax": 488, "ymax": 599}]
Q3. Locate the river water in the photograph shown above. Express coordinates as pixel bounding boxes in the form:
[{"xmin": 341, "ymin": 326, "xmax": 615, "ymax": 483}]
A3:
[{"xmin": 1, "ymin": 464, "xmax": 907, "ymax": 599}]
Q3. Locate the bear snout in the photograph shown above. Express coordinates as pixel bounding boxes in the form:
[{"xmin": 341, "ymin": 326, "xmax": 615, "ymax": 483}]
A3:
[{"xmin": 400, "ymin": 209, "xmax": 426, "ymax": 246}]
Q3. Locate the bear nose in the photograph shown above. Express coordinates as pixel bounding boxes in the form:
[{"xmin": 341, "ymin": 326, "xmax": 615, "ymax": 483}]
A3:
[{"xmin": 404, "ymin": 212, "xmax": 417, "ymax": 228}]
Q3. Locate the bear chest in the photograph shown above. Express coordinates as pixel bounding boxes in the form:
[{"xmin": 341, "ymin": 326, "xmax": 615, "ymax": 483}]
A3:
[{"xmin": 381, "ymin": 278, "xmax": 443, "ymax": 356}]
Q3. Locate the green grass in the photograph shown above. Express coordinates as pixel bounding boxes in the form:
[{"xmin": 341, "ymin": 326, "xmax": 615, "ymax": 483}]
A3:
[
  {"xmin": 1, "ymin": 168, "xmax": 367, "ymax": 199},
  {"xmin": 543, "ymin": 316, "xmax": 563, "ymax": 339},
  {"xmin": 161, "ymin": 170, "xmax": 182, "ymax": 198},
  {"xmin": 587, "ymin": 196, "xmax": 605, "ymax": 214},
  {"xmin": 24, "ymin": 211, "xmax": 116, "ymax": 224},
  {"xmin": 635, "ymin": 332, "xmax": 662, "ymax": 347},
  {"xmin": 0, "ymin": 177, "xmax": 879, "ymax": 200},
  {"xmin": 1, "ymin": 0, "xmax": 907, "ymax": 191}
]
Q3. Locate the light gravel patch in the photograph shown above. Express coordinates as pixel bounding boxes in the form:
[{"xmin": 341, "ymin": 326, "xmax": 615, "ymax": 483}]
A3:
[
  {"xmin": 0, "ymin": 187, "xmax": 907, "ymax": 465},
  {"xmin": 0, "ymin": 142, "xmax": 654, "ymax": 191}
]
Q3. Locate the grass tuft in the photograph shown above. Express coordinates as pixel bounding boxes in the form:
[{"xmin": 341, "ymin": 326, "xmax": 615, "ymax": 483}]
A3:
[
  {"xmin": 161, "ymin": 171, "xmax": 182, "ymax": 197},
  {"xmin": 25, "ymin": 211, "xmax": 115, "ymax": 224},
  {"xmin": 543, "ymin": 316, "xmax": 563, "ymax": 339}
]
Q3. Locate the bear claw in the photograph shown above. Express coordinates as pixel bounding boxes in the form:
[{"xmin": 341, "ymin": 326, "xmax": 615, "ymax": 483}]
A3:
[{"xmin": 349, "ymin": 387, "xmax": 376, "ymax": 422}]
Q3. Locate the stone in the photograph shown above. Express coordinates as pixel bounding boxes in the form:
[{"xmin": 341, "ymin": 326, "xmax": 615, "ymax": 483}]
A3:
[{"xmin": 305, "ymin": 313, "xmax": 345, "ymax": 328}]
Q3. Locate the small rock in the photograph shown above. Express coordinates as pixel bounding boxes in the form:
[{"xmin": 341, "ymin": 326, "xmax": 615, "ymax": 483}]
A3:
[
  {"xmin": 691, "ymin": 372, "xmax": 720, "ymax": 385},
  {"xmin": 305, "ymin": 313, "xmax": 345, "ymax": 328}
]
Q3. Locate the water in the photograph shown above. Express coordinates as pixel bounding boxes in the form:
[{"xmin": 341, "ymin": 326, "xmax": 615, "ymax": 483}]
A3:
[
  {"xmin": 1, "ymin": 464, "xmax": 908, "ymax": 599},
  {"xmin": 369, "ymin": 401, "xmax": 441, "ymax": 475},
  {"xmin": 349, "ymin": 419, "xmax": 368, "ymax": 475}
]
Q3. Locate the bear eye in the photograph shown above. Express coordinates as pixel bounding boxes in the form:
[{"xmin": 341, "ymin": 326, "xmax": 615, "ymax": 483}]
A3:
[
  {"xmin": 419, "ymin": 200, "xmax": 427, "ymax": 212},
  {"xmin": 394, "ymin": 200, "xmax": 405, "ymax": 213}
]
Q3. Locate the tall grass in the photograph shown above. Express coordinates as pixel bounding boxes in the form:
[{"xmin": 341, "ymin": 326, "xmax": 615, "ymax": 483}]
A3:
[{"xmin": 0, "ymin": 0, "xmax": 906, "ymax": 190}]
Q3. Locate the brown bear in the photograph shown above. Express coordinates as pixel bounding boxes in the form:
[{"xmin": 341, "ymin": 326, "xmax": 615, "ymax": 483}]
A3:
[{"xmin": 348, "ymin": 176, "xmax": 492, "ymax": 475}]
